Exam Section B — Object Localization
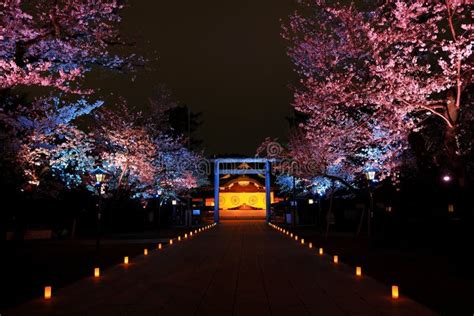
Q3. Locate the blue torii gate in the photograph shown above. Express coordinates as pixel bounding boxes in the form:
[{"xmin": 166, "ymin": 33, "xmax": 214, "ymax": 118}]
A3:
[{"xmin": 213, "ymin": 158, "xmax": 273, "ymax": 223}]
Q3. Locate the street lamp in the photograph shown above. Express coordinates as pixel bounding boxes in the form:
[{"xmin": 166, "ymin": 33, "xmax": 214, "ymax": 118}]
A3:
[
  {"xmin": 442, "ymin": 175, "xmax": 451, "ymax": 182},
  {"xmin": 92, "ymin": 167, "xmax": 108, "ymax": 251},
  {"xmin": 365, "ymin": 170, "xmax": 376, "ymax": 181},
  {"xmin": 365, "ymin": 170, "xmax": 376, "ymax": 237},
  {"xmin": 156, "ymin": 189, "xmax": 163, "ymax": 234}
]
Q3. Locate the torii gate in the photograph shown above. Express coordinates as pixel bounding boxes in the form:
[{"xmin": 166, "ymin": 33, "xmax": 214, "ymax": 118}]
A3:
[{"xmin": 213, "ymin": 158, "xmax": 273, "ymax": 223}]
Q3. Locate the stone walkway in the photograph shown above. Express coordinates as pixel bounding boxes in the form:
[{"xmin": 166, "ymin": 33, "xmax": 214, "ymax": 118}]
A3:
[{"xmin": 7, "ymin": 220, "xmax": 437, "ymax": 315}]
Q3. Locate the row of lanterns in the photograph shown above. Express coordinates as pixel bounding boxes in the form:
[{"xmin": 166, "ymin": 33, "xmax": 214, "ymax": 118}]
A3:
[
  {"xmin": 268, "ymin": 223, "xmax": 399, "ymax": 300},
  {"xmin": 43, "ymin": 223, "xmax": 217, "ymax": 300}
]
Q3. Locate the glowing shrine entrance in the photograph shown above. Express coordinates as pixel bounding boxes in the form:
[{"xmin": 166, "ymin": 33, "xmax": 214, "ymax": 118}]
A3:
[{"xmin": 213, "ymin": 158, "xmax": 273, "ymax": 223}]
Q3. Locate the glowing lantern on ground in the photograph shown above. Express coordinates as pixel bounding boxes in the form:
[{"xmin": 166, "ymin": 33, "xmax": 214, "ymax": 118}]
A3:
[
  {"xmin": 44, "ymin": 286, "xmax": 52, "ymax": 300},
  {"xmin": 356, "ymin": 267, "xmax": 362, "ymax": 277},
  {"xmin": 178, "ymin": 236, "xmax": 181, "ymax": 241},
  {"xmin": 309, "ymin": 242, "xmax": 313, "ymax": 249},
  {"xmin": 301, "ymin": 239, "xmax": 305, "ymax": 245},
  {"xmin": 295, "ymin": 236, "xmax": 298, "ymax": 241},
  {"xmin": 124, "ymin": 256, "xmax": 129, "ymax": 264},
  {"xmin": 144, "ymin": 249, "xmax": 148, "ymax": 256},
  {"xmin": 333, "ymin": 255, "xmax": 339, "ymax": 264},
  {"xmin": 94, "ymin": 268, "xmax": 100, "ymax": 278},
  {"xmin": 169, "ymin": 239, "xmax": 173, "ymax": 245},
  {"xmin": 184, "ymin": 234, "xmax": 188, "ymax": 239},
  {"xmin": 319, "ymin": 248, "xmax": 323, "ymax": 255},
  {"xmin": 158, "ymin": 243, "xmax": 162, "ymax": 250},
  {"xmin": 392, "ymin": 285, "xmax": 399, "ymax": 299}
]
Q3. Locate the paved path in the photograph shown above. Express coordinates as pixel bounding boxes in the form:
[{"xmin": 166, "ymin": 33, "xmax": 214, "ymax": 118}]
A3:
[{"xmin": 7, "ymin": 221, "xmax": 437, "ymax": 315}]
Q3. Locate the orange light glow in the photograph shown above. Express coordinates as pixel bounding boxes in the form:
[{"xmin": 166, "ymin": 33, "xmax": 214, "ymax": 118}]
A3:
[
  {"xmin": 319, "ymin": 248, "xmax": 323, "ymax": 255},
  {"xmin": 44, "ymin": 286, "xmax": 52, "ymax": 300},
  {"xmin": 94, "ymin": 267, "xmax": 100, "ymax": 278},
  {"xmin": 392, "ymin": 285, "xmax": 399, "ymax": 299},
  {"xmin": 169, "ymin": 239, "xmax": 173, "ymax": 245},
  {"xmin": 356, "ymin": 266, "xmax": 362, "ymax": 277},
  {"xmin": 333, "ymin": 255, "xmax": 339, "ymax": 264},
  {"xmin": 144, "ymin": 249, "xmax": 148, "ymax": 256},
  {"xmin": 309, "ymin": 242, "xmax": 313, "ymax": 249},
  {"xmin": 301, "ymin": 239, "xmax": 305, "ymax": 245},
  {"xmin": 124, "ymin": 256, "xmax": 129, "ymax": 264},
  {"xmin": 295, "ymin": 236, "xmax": 298, "ymax": 241},
  {"xmin": 178, "ymin": 236, "xmax": 181, "ymax": 241},
  {"xmin": 158, "ymin": 243, "xmax": 162, "ymax": 250}
]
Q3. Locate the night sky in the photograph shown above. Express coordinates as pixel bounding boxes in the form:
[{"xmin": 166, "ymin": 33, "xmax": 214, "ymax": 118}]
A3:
[{"xmin": 98, "ymin": 0, "xmax": 298, "ymax": 156}]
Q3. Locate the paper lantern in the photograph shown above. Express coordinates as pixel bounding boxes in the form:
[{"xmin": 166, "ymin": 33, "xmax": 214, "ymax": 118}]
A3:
[
  {"xmin": 169, "ymin": 239, "xmax": 173, "ymax": 245},
  {"xmin": 392, "ymin": 285, "xmax": 399, "ymax": 299},
  {"xmin": 290, "ymin": 233, "xmax": 293, "ymax": 237},
  {"xmin": 124, "ymin": 256, "xmax": 129, "ymax": 264},
  {"xmin": 295, "ymin": 236, "xmax": 298, "ymax": 241},
  {"xmin": 333, "ymin": 255, "xmax": 339, "ymax": 264},
  {"xmin": 190, "ymin": 232, "xmax": 193, "ymax": 236},
  {"xmin": 356, "ymin": 266, "xmax": 362, "ymax": 277},
  {"xmin": 144, "ymin": 249, "xmax": 148, "ymax": 256},
  {"xmin": 184, "ymin": 233, "xmax": 188, "ymax": 239},
  {"xmin": 178, "ymin": 236, "xmax": 181, "ymax": 241},
  {"xmin": 44, "ymin": 286, "xmax": 52, "ymax": 300},
  {"xmin": 94, "ymin": 267, "xmax": 100, "ymax": 278},
  {"xmin": 309, "ymin": 242, "xmax": 313, "ymax": 249},
  {"xmin": 158, "ymin": 243, "xmax": 162, "ymax": 250},
  {"xmin": 319, "ymin": 248, "xmax": 323, "ymax": 255},
  {"xmin": 301, "ymin": 239, "xmax": 305, "ymax": 245}
]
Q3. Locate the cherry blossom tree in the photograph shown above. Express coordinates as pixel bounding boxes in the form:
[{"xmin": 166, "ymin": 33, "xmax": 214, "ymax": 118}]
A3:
[
  {"xmin": 93, "ymin": 101, "xmax": 206, "ymax": 200},
  {"xmin": 0, "ymin": 95, "xmax": 100, "ymax": 189},
  {"xmin": 0, "ymin": 0, "xmax": 133, "ymax": 93},
  {"xmin": 283, "ymin": 0, "xmax": 473, "ymax": 184}
]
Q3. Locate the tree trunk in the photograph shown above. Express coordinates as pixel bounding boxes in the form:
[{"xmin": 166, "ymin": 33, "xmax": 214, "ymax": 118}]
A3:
[
  {"xmin": 445, "ymin": 126, "xmax": 466, "ymax": 188},
  {"xmin": 325, "ymin": 192, "xmax": 334, "ymax": 239}
]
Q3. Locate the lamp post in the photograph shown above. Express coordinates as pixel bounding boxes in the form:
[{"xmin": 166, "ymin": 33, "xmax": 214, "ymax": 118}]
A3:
[
  {"xmin": 157, "ymin": 189, "xmax": 163, "ymax": 234},
  {"xmin": 365, "ymin": 170, "xmax": 376, "ymax": 237},
  {"xmin": 172, "ymin": 199, "xmax": 178, "ymax": 225},
  {"xmin": 292, "ymin": 176, "xmax": 297, "ymax": 228},
  {"xmin": 92, "ymin": 167, "xmax": 107, "ymax": 251}
]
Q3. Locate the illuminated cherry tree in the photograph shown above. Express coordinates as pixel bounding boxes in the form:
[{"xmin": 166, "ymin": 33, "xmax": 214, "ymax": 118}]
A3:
[
  {"xmin": 283, "ymin": 0, "xmax": 473, "ymax": 182},
  {"xmin": 93, "ymin": 102, "xmax": 206, "ymax": 199},
  {"xmin": 0, "ymin": 0, "xmax": 132, "ymax": 93},
  {"xmin": 0, "ymin": 96, "xmax": 101, "ymax": 188}
]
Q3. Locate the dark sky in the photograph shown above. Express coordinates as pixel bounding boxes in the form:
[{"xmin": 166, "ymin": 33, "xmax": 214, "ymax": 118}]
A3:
[{"xmin": 103, "ymin": 0, "xmax": 297, "ymax": 156}]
